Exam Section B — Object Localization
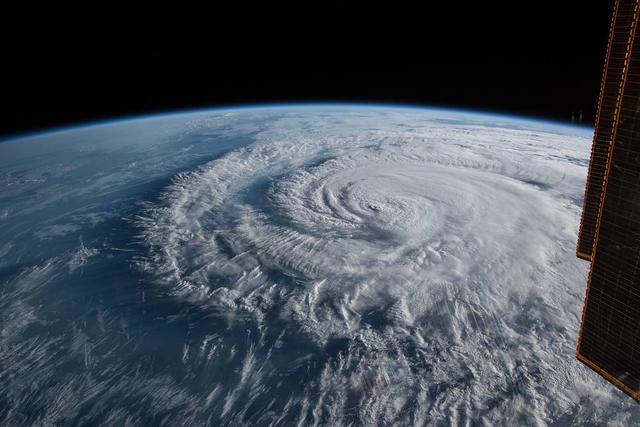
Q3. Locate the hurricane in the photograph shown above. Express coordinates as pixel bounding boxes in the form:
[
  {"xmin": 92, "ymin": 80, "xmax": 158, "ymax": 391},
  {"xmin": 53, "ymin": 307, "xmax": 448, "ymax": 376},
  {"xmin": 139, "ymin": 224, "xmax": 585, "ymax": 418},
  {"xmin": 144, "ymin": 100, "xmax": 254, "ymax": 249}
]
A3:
[{"xmin": 1, "ymin": 106, "xmax": 637, "ymax": 425}]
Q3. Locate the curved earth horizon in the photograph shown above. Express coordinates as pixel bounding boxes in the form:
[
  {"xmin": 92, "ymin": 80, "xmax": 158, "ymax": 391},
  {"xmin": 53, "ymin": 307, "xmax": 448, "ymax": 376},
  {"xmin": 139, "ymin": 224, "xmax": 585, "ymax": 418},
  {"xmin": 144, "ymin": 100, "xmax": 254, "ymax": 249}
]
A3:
[{"xmin": 0, "ymin": 105, "xmax": 637, "ymax": 425}]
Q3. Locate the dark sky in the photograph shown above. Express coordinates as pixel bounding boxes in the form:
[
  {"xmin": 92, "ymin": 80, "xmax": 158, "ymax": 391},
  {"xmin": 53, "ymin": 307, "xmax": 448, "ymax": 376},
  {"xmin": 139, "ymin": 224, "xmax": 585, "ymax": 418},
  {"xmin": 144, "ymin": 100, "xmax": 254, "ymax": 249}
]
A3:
[{"xmin": 2, "ymin": 2, "xmax": 612, "ymax": 138}]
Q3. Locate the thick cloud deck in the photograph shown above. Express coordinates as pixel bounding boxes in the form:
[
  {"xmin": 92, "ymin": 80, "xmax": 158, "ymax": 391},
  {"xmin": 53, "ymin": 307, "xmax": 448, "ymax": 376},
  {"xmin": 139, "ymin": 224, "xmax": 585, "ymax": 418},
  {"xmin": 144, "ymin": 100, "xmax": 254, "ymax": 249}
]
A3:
[
  {"xmin": 1, "ymin": 107, "xmax": 637, "ymax": 425},
  {"xmin": 133, "ymin": 108, "xmax": 628, "ymax": 423}
]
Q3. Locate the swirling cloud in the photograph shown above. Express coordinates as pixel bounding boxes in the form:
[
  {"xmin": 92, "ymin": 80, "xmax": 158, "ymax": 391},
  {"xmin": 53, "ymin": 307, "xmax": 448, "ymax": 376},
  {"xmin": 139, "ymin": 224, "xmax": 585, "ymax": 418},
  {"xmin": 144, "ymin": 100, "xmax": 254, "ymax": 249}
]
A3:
[{"xmin": 132, "ymin": 109, "xmax": 630, "ymax": 424}]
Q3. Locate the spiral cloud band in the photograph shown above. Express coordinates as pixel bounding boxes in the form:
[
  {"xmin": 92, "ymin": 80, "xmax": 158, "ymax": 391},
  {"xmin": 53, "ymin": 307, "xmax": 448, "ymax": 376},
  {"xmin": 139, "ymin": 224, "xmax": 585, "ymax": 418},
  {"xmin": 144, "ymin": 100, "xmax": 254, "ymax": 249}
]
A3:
[{"xmin": 130, "ymin": 108, "xmax": 635, "ymax": 424}]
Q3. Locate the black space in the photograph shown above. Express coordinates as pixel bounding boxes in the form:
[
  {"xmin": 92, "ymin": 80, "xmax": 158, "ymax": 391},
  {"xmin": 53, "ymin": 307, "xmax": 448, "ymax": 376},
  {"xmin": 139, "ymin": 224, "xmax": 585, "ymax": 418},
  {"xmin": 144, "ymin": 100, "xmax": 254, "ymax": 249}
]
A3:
[{"xmin": 1, "ymin": 2, "xmax": 612, "ymax": 138}]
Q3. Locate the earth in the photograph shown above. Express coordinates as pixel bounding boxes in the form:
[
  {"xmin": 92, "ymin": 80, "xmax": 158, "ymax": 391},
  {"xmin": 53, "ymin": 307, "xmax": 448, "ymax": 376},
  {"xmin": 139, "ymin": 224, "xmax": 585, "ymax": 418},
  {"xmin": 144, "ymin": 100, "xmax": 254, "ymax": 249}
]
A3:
[{"xmin": 0, "ymin": 105, "xmax": 638, "ymax": 425}]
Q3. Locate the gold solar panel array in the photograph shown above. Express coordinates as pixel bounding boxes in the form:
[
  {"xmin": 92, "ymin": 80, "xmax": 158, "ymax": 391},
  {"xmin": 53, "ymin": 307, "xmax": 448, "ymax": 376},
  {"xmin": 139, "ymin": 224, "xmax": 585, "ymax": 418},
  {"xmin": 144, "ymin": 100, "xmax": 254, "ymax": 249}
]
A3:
[
  {"xmin": 576, "ymin": 0, "xmax": 640, "ymax": 402},
  {"xmin": 577, "ymin": 0, "xmax": 638, "ymax": 261}
]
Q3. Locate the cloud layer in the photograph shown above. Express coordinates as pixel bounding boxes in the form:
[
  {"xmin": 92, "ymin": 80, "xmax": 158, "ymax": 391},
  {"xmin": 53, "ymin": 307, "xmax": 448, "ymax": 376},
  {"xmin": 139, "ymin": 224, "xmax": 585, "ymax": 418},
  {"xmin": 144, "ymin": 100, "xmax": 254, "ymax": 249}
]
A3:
[
  {"xmin": 2, "ymin": 107, "xmax": 637, "ymax": 425},
  {"xmin": 134, "ymin": 109, "xmax": 634, "ymax": 424}
]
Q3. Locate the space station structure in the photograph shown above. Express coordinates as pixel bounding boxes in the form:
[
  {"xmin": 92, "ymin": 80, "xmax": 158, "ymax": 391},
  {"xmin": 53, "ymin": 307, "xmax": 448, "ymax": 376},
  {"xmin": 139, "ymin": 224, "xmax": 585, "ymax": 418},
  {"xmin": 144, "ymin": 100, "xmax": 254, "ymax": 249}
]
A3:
[{"xmin": 576, "ymin": 0, "xmax": 640, "ymax": 402}]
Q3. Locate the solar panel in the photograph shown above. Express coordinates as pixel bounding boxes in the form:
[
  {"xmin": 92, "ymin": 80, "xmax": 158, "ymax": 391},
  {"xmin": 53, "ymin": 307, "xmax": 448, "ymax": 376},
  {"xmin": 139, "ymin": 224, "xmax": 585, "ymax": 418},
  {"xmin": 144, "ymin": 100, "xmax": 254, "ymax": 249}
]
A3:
[
  {"xmin": 577, "ymin": 0, "xmax": 640, "ymax": 402},
  {"xmin": 577, "ymin": 0, "xmax": 638, "ymax": 260}
]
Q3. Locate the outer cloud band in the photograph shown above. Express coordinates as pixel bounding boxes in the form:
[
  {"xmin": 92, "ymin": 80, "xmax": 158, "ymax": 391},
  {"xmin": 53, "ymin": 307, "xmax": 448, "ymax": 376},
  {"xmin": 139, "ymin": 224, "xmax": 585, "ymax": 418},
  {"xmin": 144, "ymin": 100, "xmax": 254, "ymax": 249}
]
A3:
[{"xmin": 134, "ymin": 110, "xmax": 612, "ymax": 423}]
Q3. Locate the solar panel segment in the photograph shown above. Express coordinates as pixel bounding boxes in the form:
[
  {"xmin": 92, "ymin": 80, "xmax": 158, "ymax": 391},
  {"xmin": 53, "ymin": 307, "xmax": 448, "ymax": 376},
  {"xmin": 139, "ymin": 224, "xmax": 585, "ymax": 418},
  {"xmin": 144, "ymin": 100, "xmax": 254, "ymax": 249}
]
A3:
[
  {"xmin": 577, "ymin": 0, "xmax": 638, "ymax": 260},
  {"xmin": 577, "ymin": 0, "xmax": 640, "ymax": 402}
]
